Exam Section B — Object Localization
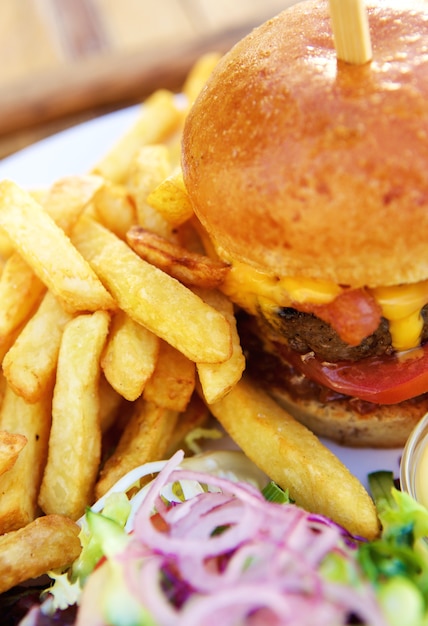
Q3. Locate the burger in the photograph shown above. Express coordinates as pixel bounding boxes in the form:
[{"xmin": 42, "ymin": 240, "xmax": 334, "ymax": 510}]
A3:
[{"xmin": 181, "ymin": 0, "xmax": 428, "ymax": 448}]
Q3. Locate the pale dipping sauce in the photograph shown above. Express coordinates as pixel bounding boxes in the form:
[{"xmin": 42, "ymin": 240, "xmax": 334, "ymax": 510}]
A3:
[{"xmin": 400, "ymin": 412, "xmax": 428, "ymax": 508}]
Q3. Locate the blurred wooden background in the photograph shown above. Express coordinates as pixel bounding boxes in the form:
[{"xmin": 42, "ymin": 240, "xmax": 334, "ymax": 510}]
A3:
[{"xmin": 0, "ymin": 0, "xmax": 300, "ymax": 159}]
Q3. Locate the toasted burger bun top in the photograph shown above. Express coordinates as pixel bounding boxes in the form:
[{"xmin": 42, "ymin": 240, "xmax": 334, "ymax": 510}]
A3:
[{"xmin": 182, "ymin": 0, "xmax": 428, "ymax": 289}]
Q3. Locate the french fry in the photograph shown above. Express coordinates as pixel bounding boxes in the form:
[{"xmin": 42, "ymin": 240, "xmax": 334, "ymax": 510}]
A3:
[
  {"xmin": 0, "ymin": 252, "xmax": 46, "ymax": 357},
  {"xmin": 72, "ymin": 215, "xmax": 232, "ymax": 364},
  {"xmin": 0, "ymin": 431, "xmax": 27, "ymax": 477},
  {"xmin": 38, "ymin": 310, "xmax": 110, "ymax": 520},
  {"xmin": 126, "ymin": 226, "xmax": 230, "ymax": 288},
  {"xmin": 0, "ymin": 181, "xmax": 116, "ymax": 313},
  {"xmin": 1, "ymin": 328, "xmax": 52, "ymax": 376},
  {"xmin": 29, "ymin": 188, "xmax": 49, "ymax": 203},
  {"xmin": 146, "ymin": 169, "xmax": 194, "ymax": 226},
  {"xmin": 195, "ymin": 288, "xmax": 246, "ymax": 404},
  {"xmin": 191, "ymin": 213, "xmax": 222, "ymax": 260},
  {"xmin": 0, "ymin": 229, "xmax": 13, "ymax": 259},
  {"xmin": 0, "ymin": 514, "xmax": 81, "ymax": 594},
  {"xmin": 92, "ymin": 89, "xmax": 182, "ymax": 183},
  {"xmin": 2, "ymin": 291, "xmax": 73, "ymax": 403},
  {"xmin": 143, "ymin": 340, "xmax": 195, "ymax": 412},
  {"xmin": 0, "ymin": 176, "xmax": 103, "ymax": 356},
  {"xmin": 99, "ymin": 373, "xmax": 125, "ymax": 434},
  {"xmin": 126, "ymin": 144, "xmax": 173, "ymax": 237},
  {"xmin": 0, "ymin": 367, "xmax": 7, "ymax": 407},
  {"xmin": 207, "ymin": 376, "xmax": 380, "ymax": 540},
  {"xmin": 0, "ymin": 384, "xmax": 52, "ymax": 534},
  {"xmin": 127, "ymin": 144, "xmax": 171, "ymax": 196},
  {"xmin": 175, "ymin": 217, "xmax": 207, "ymax": 255},
  {"xmin": 101, "ymin": 309, "xmax": 160, "ymax": 402},
  {"xmin": 95, "ymin": 397, "xmax": 179, "ymax": 498},
  {"xmin": 41, "ymin": 174, "xmax": 104, "ymax": 231},
  {"xmin": 182, "ymin": 52, "xmax": 222, "ymax": 107},
  {"xmin": 93, "ymin": 181, "xmax": 137, "ymax": 240}
]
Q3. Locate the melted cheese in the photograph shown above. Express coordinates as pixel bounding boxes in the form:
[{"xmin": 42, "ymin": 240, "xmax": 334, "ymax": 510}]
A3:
[
  {"xmin": 221, "ymin": 260, "xmax": 428, "ymax": 352},
  {"xmin": 221, "ymin": 261, "xmax": 342, "ymax": 314},
  {"xmin": 372, "ymin": 281, "xmax": 428, "ymax": 352}
]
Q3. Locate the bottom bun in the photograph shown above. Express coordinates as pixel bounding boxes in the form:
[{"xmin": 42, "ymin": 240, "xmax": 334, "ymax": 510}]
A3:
[{"xmin": 268, "ymin": 388, "xmax": 428, "ymax": 448}]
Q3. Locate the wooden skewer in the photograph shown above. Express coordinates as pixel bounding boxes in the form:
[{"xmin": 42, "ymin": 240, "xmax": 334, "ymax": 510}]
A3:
[{"xmin": 328, "ymin": 0, "xmax": 373, "ymax": 65}]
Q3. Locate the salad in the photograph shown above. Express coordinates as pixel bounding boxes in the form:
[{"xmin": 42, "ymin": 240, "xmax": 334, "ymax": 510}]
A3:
[{"xmin": 16, "ymin": 449, "xmax": 428, "ymax": 626}]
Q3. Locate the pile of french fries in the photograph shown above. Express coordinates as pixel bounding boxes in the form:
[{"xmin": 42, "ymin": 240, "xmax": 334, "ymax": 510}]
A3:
[{"xmin": 0, "ymin": 53, "xmax": 380, "ymax": 596}]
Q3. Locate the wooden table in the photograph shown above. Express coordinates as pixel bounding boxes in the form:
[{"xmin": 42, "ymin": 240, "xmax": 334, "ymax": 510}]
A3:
[{"xmin": 0, "ymin": 0, "xmax": 299, "ymax": 159}]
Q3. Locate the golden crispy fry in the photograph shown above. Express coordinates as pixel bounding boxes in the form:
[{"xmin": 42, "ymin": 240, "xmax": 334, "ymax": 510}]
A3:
[
  {"xmin": 0, "ymin": 176, "xmax": 103, "ymax": 352},
  {"xmin": 0, "ymin": 514, "xmax": 81, "ymax": 594},
  {"xmin": 127, "ymin": 226, "xmax": 230, "ymax": 288},
  {"xmin": 207, "ymin": 376, "xmax": 380, "ymax": 540},
  {"xmin": 38, "ymin": 311, "xmax": 110, "ymax": 520},
  {"xmin": 0, "ymin": 181, "xmax": 116, "ymax": 313},
  {"xmin": 3, "ymin": 291, "xmax": 73, "ymax": 403},
  {"xmin": 0, "ymin": 367, "xmax": 7, "ymax": 407},
  {"xmin": 93, "ymin": 182, "xmax": 137, "ymax": 240},
  {"xmin": 0, "ymin": 324, "xmax": 31, "ymax": 363},
  {"xmin": 175, "ymin": 217, "xmax": 207, "ymax": 255},
  {"xmin": 0, "ymin": 252, "xmax": 46, "ymax": 356},
  {"xmin": 126, "ymin": 144, "xmax": 173, "ymax": 237},
  {"xmin": 0, "ymin": 384, "xmax": 52, "ymax": 534},
  {"xmin": 127, "ymin": 144, "xmax": 171, "ymax": 196},
  {"xmin": 191, "ymin": 214, "xmax": 221, "ymax": 260},
  {"xmin": 182, "ymin": 52, "xmax": 222, "ymax": 107},
  {"xmin": 143, "ymin": 340, "xmax": 195, "ymax": 412},
  {"xmin": 101, "ymin": 310, "xmax": 160, "ymax": 401},
  {"xmin": 95, "ymin": 397, "xmax": 179, "ymax": 498},
  {"xmin": 146, "ymin": 169, "xmax": 194, "ymax": 226},
  {"xmin": 0, "ymin": 430, "xmax": 27, "ymax": 477},
  {"xmin": 41, "ymin": 174, "xmax": 104, "ymax": 231},
  {"xmin": 99, "ymin": 373, "xmax": 125, "ymax": 434},
  {"xmin": 165, "ymin": 393, "xmax": 210, "ymax": 456},
  {"xmin": 195, "ymin": 288, "xmax": 246, "ymax": 404},
  {"xmin": 29, "ymin": 188, "xmax": 49, "ymax": 203},
  {"xmin": 72, "ymin": 215, "xmax": 232, "ymax": 364},
  {"xmin": 0, "ymin": 229, "xmax": 13, "ymax": 259},
  {"xmin": 92, "ymin": 89, "xmax": 182, "ymax": 183}
]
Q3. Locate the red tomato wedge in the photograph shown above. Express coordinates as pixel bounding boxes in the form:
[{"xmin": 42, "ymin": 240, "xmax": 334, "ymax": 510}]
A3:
[{"xmin": 285, "ymin": 343, "xmax": 428, "ymax": 405}]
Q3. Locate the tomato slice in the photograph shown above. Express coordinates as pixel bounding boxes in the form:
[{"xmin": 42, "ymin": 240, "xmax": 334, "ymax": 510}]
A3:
[{"xmin": 284, "ymin": 343, "xmax": 428, "ymax": 405}]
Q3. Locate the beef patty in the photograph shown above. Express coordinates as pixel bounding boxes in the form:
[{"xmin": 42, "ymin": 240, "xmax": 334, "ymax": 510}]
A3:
[{"xmin": 258, "ymin": 305, "xmax": 428, "ymax": 362}]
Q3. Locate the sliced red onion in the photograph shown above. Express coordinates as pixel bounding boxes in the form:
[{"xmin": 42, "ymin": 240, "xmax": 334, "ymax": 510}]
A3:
[
  {"xmin": 123, "ymin": 554, "xmax": 179, "ymax": 625},
  {"xmin": 76, "ymin": 450, "xmax": 388, "ymax": 626},
  {"xmin": 174, "ymin": 583, "xmax": 352, "ymax": 626}
]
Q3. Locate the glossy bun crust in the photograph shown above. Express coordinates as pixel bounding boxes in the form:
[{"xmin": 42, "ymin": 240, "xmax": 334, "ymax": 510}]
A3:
[{"xmin": 182, "ymin": 0, "xmax": 428, "ymax": 288}]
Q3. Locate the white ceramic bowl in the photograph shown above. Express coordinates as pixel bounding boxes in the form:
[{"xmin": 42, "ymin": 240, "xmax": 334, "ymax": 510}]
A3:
[{"xmin": 400, "ymin": 412, "xmax": 428, "ymax": 506}]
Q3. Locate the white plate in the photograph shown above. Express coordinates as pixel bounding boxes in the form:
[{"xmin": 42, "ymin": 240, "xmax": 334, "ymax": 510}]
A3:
[
  {"xmin": 0, "ymin": 106, "xmax": 140, "ymax": 187},
  {"xmin": 0, "ymin": 106, "xmax": 403, "ymax": 491}
]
